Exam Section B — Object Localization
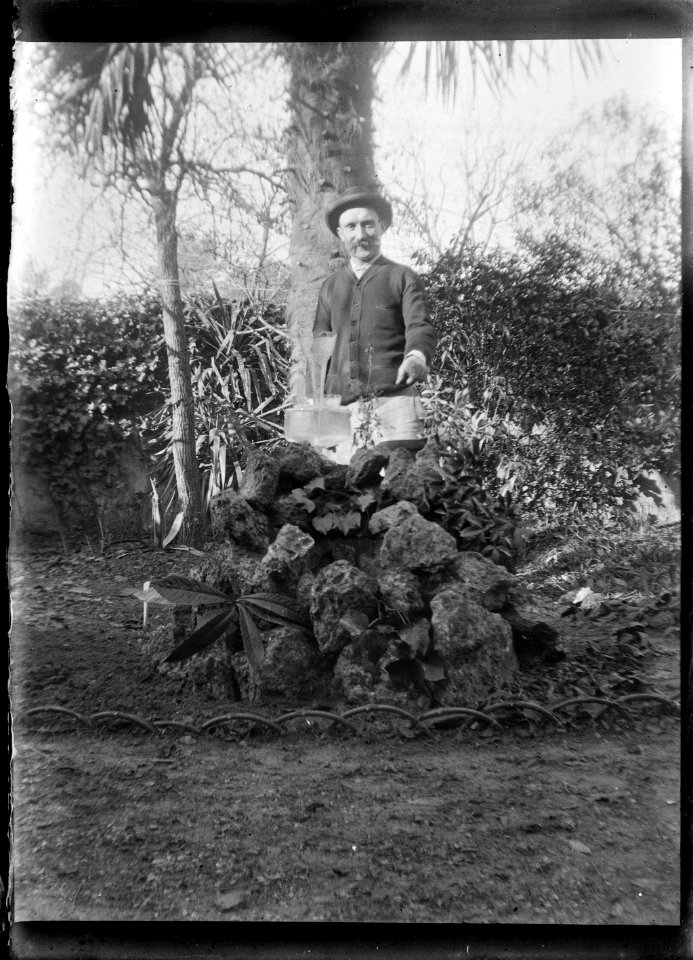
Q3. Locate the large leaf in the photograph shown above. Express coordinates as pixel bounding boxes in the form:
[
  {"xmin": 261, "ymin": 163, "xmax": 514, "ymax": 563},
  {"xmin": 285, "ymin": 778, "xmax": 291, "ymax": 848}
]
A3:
[
  {"xmin": 239, "ymin": 593, "xmax": 302, "ymax": 626},
  {"xmin": 150, "ymin": 477, "xmax": 162, "ymax": 548},
  {"xmin": 162, "ymin": 510, "xmax": 185, "ymax": 548},
  {"xmin": 148, "ymin": 575, "xmax": 233, "ymax": 606},
  {"xmin": 237, "ymin": 603, "xmax": 266, "ymax": 671},
  {"xmin": 164, "ymin": 610, "xmax": 239, "ymax": 663}
]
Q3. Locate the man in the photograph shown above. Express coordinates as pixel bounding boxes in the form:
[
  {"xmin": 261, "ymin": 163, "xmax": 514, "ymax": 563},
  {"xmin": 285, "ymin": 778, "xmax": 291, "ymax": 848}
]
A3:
[{"xmin": 313, "ymin": 185, "xmax": 437, "ymax": 454}]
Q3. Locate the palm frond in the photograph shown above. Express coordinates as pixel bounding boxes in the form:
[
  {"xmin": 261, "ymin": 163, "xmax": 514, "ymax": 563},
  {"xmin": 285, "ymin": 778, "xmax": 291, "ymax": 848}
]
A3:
[
  {"xmin": 400, "ymin": 39, "xmax": 605, "ymax": 105},
  {"xmin": 46, "ymin": 41, "xmax": 212, "ymax": 159}
]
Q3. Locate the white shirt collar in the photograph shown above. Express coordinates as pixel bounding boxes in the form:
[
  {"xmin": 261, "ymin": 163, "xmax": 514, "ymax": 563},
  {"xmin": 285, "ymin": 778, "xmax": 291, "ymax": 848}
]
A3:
[{"xmin": 350, "ymin": 254, "xmax": 382, "ymax": 278}]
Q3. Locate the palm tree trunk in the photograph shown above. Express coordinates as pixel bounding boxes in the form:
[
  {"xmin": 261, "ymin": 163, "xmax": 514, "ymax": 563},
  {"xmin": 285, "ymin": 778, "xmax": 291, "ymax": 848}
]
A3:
[
  {"xmin": 283, "ymin": 42, "xmax": 381, "ymax": 397},
  {"xmin": 151, "ymin": 187, "xmax": 204, "ymax": 548}
]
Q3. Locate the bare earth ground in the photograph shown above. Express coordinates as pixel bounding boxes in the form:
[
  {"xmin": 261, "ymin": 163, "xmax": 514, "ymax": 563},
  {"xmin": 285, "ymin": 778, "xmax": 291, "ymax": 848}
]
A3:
[{"xmin": 9, "ymin": 525, "xmax": 682, "ymax": 925}]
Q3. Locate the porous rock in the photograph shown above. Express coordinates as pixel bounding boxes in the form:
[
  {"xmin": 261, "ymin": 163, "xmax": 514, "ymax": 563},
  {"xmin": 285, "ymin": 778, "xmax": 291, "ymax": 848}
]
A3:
[
  {"xmin": 322, "ymin": 463, "xmax": 349, "ymax": 493},
  {"xmin": 424, "ymin": 551, "xmax": 522, "ymax": 609},
  {"xmin": 295, "ymin": 570, "xmax": 316, "ymax": 611},
  {"xmin": 377, "ymin": 569, "xmax": 425, "ymax": 620},
  {"xmin": 309, "ymin": 560, "xmax": 379, "ymax": 655},
  {"xmin": 346, "ymin": 446, "xmax": 391, "ymax": 489},
  {"xmin": 430, "ymin": 588, "xmax": 517, "ymax": 705},
  {"xmin": 266, "ymin": 490, "xmax": 314, "ymax": 532},
  {"xmin": 332, "ymin": 646, "xmax": 400, "ymax": 706},
  {"xmin": 252, "ymin": 626, "xmax": 323, "ymax": 700},
  {"xmin": 380, "ymin": 512, "xmax": 458, "ymax": 573},
  {"xmin": 380, "ymin": 438, "xmax": 447, "ymax": 511},
  {"xmin": 181, "ymin": 646, "xmax": 239, "ymax": 699},
  {"xmin": 261, "ymin": 524, "xmax": 315, "ymax": 580},
  {"xmin": 332, "ymin": 644, "xmax": 374, "ymax": 704},
  {"xmin": 209, "ymin": 490, "xmax": 270, "ymax": 552},
  {"xmin": 380, "ymin": 446, "xmax": 414, "ymax": 497},
  {"xmin": 229, "ymin": 651, "xmax": 253, "ymax": 700},
  {"xmin": 239, "ymin": 449, "xmax": 280, "ymax": 508},
  {"xmin": 278, "ymin": 442, "xmax": 325, "ymax": 487},
  {"xmin": 427, "ymin": 553, "xmax": 563, "ymax": 668},
  {"xmin": 368, "ymin": 499, "xmax": 419, "ymax": 536},
  {"xmin": 150, "ymin": 621, "xmax": 239, "ymax": 700},
  {"xmin": 190, "ymin": 543, "xmax": 267, "ymax": 597}
]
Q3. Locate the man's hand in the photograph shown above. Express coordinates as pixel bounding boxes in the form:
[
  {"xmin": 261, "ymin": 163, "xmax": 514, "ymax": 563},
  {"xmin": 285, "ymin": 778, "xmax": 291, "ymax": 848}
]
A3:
[{"xmin": 395, "ymin": 352, "xmax": 428, "ymax": 386}]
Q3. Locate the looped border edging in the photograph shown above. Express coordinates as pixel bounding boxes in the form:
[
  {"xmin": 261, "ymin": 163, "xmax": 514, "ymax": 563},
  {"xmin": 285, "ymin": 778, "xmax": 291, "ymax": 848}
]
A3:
[{"xmin": 23, "ymin": 693, "xmax": 680, "ymax": 740}]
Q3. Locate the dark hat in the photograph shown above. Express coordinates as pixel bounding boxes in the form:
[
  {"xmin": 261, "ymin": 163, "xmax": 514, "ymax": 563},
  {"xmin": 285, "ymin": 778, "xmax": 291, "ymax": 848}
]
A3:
[{"xmin": 325, "ymin": 186, "xmax": 393, "ymax": 236}]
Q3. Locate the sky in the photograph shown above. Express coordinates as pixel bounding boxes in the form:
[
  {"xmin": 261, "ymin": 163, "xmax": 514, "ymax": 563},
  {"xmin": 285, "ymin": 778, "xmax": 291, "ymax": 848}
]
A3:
[
  {"xmin": 376, "ymin": 38, "xmax": 682, "ymax": 261},
  {"xmin": 9, "ymin": 39, "xmax": 682, "ymax": 298}
]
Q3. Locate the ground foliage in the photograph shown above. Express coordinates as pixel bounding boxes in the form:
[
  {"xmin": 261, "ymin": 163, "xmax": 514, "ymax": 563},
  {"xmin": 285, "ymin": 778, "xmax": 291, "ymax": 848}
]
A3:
[{"xmin": 418, "ymin": 234, "xmax": 679, "ymax": 522}]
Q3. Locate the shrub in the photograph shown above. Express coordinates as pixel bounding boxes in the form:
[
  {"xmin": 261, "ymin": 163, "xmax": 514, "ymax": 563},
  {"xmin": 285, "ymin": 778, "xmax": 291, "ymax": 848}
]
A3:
[
  {"xmin": 418, "ymin": 235, "xmax": 679, "ymax": 522},
  {"xmin": 9, "ymin": 289, "xmax": 292, "ymax": 530},
  {"xmin": 143, "ymin": 291, "xmax": 290, "ymax": 507},
  {"xmin": 9, "ymin": 292, "xmax": 167, "ymax": 497}
]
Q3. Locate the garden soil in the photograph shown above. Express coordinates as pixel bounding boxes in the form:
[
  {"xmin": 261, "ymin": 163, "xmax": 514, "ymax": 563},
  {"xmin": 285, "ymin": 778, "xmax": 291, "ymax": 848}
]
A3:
[{"xmin": 9, "ymin": 530, "xmax": 682, "ymax": 925}]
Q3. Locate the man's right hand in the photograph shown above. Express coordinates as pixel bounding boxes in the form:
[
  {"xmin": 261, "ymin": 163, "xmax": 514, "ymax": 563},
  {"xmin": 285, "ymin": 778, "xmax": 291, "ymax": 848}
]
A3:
[{"xmin": 395, "ymin": 352, "xmax": 428, "ymax": 386}]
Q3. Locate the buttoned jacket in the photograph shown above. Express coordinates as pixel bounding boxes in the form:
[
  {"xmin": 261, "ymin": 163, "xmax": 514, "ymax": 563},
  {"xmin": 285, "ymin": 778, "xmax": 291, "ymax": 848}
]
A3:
[{"xmin": 312, "ymin": 256, "xmax": 437, "ymax": 405}]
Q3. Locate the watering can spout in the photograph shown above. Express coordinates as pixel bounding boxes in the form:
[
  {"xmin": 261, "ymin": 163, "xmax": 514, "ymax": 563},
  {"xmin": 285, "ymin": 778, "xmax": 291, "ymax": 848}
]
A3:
[{"xmin": 308, "ymin": 332, "xmax": 337, "ymax": 404}]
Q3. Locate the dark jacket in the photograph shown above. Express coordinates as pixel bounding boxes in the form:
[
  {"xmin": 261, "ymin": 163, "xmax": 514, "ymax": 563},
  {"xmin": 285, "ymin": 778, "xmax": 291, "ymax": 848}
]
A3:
[{"xmin": 313, "ymin": 256, "xmax": 437, "ymax": 405}]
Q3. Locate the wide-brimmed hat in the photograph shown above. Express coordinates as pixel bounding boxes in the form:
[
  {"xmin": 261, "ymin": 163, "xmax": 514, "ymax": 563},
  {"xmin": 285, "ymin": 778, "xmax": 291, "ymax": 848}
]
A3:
[{"xmin": 325, "ymin": 186, "xmax": 393, "ymax": 236}]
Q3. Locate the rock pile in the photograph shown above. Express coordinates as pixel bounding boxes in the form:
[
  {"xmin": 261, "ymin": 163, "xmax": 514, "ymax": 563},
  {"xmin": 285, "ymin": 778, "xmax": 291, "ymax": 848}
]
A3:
[{"xmin": 184, "ymin": 440, "xmax": 563, "ymax": 708}]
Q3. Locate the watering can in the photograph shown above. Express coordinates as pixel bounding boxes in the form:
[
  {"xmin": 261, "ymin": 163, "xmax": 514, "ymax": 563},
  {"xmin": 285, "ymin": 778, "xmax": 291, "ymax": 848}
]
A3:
[{"xmin": 283, "ymin": 332, "xmax": 352, "ymax": 450}]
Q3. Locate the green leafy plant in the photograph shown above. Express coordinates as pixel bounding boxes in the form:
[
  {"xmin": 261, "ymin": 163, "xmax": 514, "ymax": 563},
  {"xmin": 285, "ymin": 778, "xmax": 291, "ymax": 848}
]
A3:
[
  {"xmin": 418, "ymin": 231, "xmax": 679, "ymax": 524},
  {"xmin": 352, "ymin": 396, "xmax": 384, "ymax": 451},
  {"xmin": 340, "ymin": 611, "xmax": 446, "ymax": 703},
  {"xmin": 282, "ymin": 477, "xmax": 378, "ymax": 537},
  {"xmin": 145, "ymin": 291, "xmax": 290, "ymax": 510},
  {"xmin": 9, "ymin": 289, "xmax": 292, "ymax": 536},
  {"xmin": 136, "ymin": 575, "xmax": 307, "ymax": 673},
  {"xmin": 312, "ymin": 506, "xmax": 363, "ymax": 536},
  {"xmin": 422, "ymin": 448, "xmax": 521, "ymax": 568},
  {"xmin": 8, "ymin": 292, "xmax": 167, "ymax": 501}
]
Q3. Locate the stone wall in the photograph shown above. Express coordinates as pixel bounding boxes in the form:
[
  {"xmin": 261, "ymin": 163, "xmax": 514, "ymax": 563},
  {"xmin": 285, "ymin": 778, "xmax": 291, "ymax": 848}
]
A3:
[{"xmin": 11, "ymin": 437, "xmax": 151, "ymax": 543}]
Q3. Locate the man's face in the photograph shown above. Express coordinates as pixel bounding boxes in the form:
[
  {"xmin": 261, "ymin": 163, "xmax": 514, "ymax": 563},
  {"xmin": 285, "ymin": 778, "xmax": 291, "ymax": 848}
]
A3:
[{"xmin": 337, "ymin": 206, "xmax": 383, "ymax": 262}]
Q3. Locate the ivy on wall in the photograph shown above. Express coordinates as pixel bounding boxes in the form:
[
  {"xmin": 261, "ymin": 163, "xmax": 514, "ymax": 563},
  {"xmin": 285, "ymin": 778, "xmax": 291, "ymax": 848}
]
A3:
[{"xmin": 9, "ymin": 293, "xmax": 168, "ymax": 497}]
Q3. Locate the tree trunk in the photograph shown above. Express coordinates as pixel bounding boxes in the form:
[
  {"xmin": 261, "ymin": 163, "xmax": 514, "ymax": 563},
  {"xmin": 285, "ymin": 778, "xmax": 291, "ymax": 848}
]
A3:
[
  {"xmin": 151, "ymin": 187, "xmax": 204, "ymax": 548},
  {"xmin": 283, "ymin": 42, "xmax": 382, "ymax": 398}
]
